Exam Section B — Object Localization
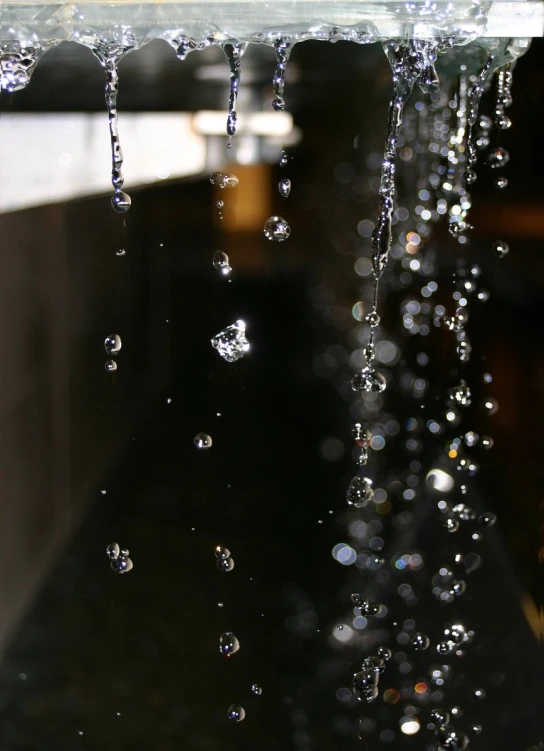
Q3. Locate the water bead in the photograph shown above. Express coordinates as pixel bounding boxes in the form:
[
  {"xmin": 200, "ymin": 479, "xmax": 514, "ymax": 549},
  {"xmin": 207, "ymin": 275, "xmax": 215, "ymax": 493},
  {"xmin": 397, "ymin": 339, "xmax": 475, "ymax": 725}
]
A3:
[
  {"xmin": 219, "ymin": 631, "xmax": 240, "ymax": 656},
  {"xmin": 488, "ymin": 147, "xmax": 510, "ymax": 168},
  {"xmin": 272, "ymin": 97, "xmax": 285, "ymax": 111},
  {"xmin": 215, "ymin": 545, "xmax": 231, "ymax": 560},
  {"xmin": 194, "ymin": 432, "xmax": 213, "ymax": 449},
  {"xmin": 278, "ymin": 178, "xmax": 291, "ymax": 198},
  {"xmin": 496, "ymin": 114, "xmax": 512, "ymax": 130},
  {"xmin": 451, "ymin": 579, "xmax": 466, "ymax": 596},
  {"xmin": 111, "ymin": 190, "xmax": 131, "ymax": 213},
  {"xmin": 104, "ymin": 333, "xmax": 122, "ymax": 356},
  {"xmin": 478, "ymin": 114, "xmax": 493, "ymax": 130},
  {"xmin": 106, "ymin": 542, "xmax": 120, "ymax": 559},
  {"xmin": 211, "ymin": 321, "xmax": 250, "ymax": 363},
  {"xmin": 279, "ymin": 152, "xmax": 289, "ymax": 167},
  {"xmin": 210, "ymin": 172, "xmax": 239, "ymax": 189},
  {"xmin": 264, "ymin": 215, "xmax": 291, "ymax": 242},
  {"xmin": 481, "ymin": 397, "xmax": 499, "ymax": 416},
  {"xmin": 471, "ymin": 725, "xmax": 483, "ymax": 735},
  {"xmin": 251, "ymin": 684, "xmax": 263, "ymax": 696},
  {"xmin": 351, "ymin": 367, "xmax": 386, "ymax": 393},
  {"xmin": 444, "ymin": 518, "xmax": 460, "ymax": 533},
  {"xmin": 452, "ymin": 503, "xmax": 474, "ymax": 521},
  {"xmin": 465, "ymin": 169, "xmax": 477, "ymax": 185},
  {"xmin": 437, "ymin": 727, "xmax": 469, "ymax": 751},
  {"xmin": 111, "ymin": 557, "xmax": 133, "ymax": 573},
  {"xmin": 477, "ymin": 289, "xmax": 490, "ymax": 302},
  {"xmin": 495, "ymin": 176, "xmax": 508, "ymax": 189},
  {"xmin": 412, "ymin": 632, "xmax": 430, "ymax": 651},
  {"xmin": 216, "ymin": 200, "xmax": 224, "ymax": 209},
  {"xmin": 105, "ymin": 360, "xmax": 118, "ymax": 373},
  {"xmin": 217, "ymin": 557, "xmax": 235, "ymax": 572},
  {"xmin": 213, "ymin": 251, "xmax": 232, "ymax": 276},
  {"xmin": 346, "ymin": 476, "xmax": 374, "ymax": 507},
  {"xmin": 481, "ymin": 435, "xmax": 494, "ymax": 449},
  {"xmin": 474, "ymin": 687, "xmax": 487, "ymax": 700},
  {"xmin": 430, "ymin": 708, "xmax": 450, "ymax": 726},
  {"xmin": 478, "ymin": 511, "xmax": 497, "ymax": 527},
  {"xmin": 492, "ymin": 240, "xmax": 509, "ymax": 258},
  {"xmin": 436, "ymin": 640, "xmax": 454, "ymax": 655},
  {"xmin": 377, "ymin": 646, "xmax": 392, "ymax": 661},
  {"xmin": 353, "ymin": 669, "xmax": 379, "ymax": 702},
  {"xmin": 116, "ymin": 248, "xmax": 126, "ymax": 257},
  {"xmin": 365, "ymin": 311, "xmax": 380, "ymax": 327},
  {"xmin": 227, "ymin": 704, "xmax": 246, "ymax": 722}
]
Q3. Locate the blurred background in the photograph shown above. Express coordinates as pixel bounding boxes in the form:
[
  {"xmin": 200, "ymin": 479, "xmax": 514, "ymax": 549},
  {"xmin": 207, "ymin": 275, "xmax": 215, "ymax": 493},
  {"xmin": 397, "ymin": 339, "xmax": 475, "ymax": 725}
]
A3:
[{"xmin": 0, "ymin": 34, "xmax": 543, "ymax": 750}]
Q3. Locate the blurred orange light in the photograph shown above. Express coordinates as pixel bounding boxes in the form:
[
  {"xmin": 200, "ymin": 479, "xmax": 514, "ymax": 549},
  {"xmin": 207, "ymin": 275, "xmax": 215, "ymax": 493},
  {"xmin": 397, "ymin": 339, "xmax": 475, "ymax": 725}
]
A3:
[{"xmin": 415, "ymin": 682, "xmax": 428, "ymax": 694}]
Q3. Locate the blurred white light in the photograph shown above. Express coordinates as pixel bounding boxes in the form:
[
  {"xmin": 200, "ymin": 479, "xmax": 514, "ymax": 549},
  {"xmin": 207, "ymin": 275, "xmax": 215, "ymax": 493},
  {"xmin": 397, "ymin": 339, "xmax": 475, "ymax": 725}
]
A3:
[
  {"xmin": 400, "ymin": 717, "xmax": 420, "ymax": 735},
  {"xmin": 426, "ymin": 468, "xmax": 454, "ymax": 492},
  {"xmin": 332, "ymin": 543, "xmax": 356, "ymax": 566},
  {"xmin": 193, "ymin": 110, "xmax": 293, "ymax": 137},
  {"xmin": 333, "ymin": 624, "xmax": 354, "ymax": 642}
]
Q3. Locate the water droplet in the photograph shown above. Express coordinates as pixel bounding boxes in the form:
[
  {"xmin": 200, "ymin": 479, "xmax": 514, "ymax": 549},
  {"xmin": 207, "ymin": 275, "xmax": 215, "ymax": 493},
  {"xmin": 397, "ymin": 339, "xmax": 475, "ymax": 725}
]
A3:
[
  {"xmin": 495, "ymin": 176, "xmax": 508, "ymax": 189},
  {"xmin": 444, "ymin": 518, "xmax": 460, "ymax": 533},
  {"xmin": 496, "ymin": 114, "xmax": 512, "ymax": 130},
  {"xmin": 444, "ymin": 623, "xmax": 468, "ymax": 644},
  {"xmin": 217, "ymin": 557, "xmax": 235, "ymax": 572},
  {"xmin": 213, "ymin": 251, "xmax": 232, "ymax": 276},
  {"xmin": 111, "ymin": 190, "xmax": 131, "ymax": 213},
  {"xmin": 483, "ymin": 372, "xmax": 493, "ymax": 383},
  {"xmin": 437, "ymin": 727, "xmax": 469, "ymax": 750},
  {"xmin": 465, "ymin": 169, "xmax": 477, "ymax": 185},
  {"xmin": 104, "ymin": 333, "xmax": 122, "ymax": 356},
  {"xmin": 116, "ymin": 248, "xmax": 126, "ymax": 257},
  {"xmin": 412, "ymin": 632, "xmax": 430, "ymax": 651},
  {"xmin": 448, "ymin": 381, "xmax": 471, "ymax": 406},
  {"xmin": 430, "ymin": 708, "xmax": 450, "ymax": 726},
  {"xmin": 365, "ymin": 311, "xmax": 380, "ymax": 327},
  {"xmin": 279, "ymin": 151, "xmax": 289, "ymax": 167},
  {"xmin": 346, "ymin": 476, "xmax": 374, "ymax": 507},
  {"xmin": 264, "ymin": 215, "xmax": 291, "ymax": 242},
  {"xmin": 481, "ymin": 397, "xmax": 499, "ymax": 416},
  {"xmin": 488, "ymin": 147, "xmax": 510, "ymax": 168},
  {"xmin": 106, "ymin": 542, "xmax": 120, "ymax": 559},
  {"xmin": 210, "ymin": 172, "xmax": 239, "ymax": 189},
  {"xmin": 194, "ymin": 432, "xmax": 213, "ymax": 450},
  {"xmin": 478, "ymin": 512, "xmax": 496, "ymax": 527},
  {"xmin": 251, "ymin": 684, "xmax": 263, "ymax": 696},
  {"xmin": 278, "ymin": 178, "xmax": 291, "ymax": 198},
  {"xmin": 451, "ymin": 579, "xmax": 466, "ymax": 596},
  {"xmin": 436, "ymin": 640, "xmax": 454, "ymax": 655},
  {"xmin": 351, "ymin": 367, "xmax": 386, "ymax": 393},
  {"xmin": 353, "ymin": 669, "xmax": 379, "ymax": 702},
  {"xmin": 105, "ymin": 360, "xmax": 118, "ymax": 373},
  {"xmin": 481, "ymin": 435, "xmax": 494, "ymax": 449},
  {"xmin": 474, "ymin": 687, "xmax": 486, "ymax": 700},
  {"xmin": 492, "ymin": 240, "xmax": 509, "ymax": 258},
  {"xmin": 227, "ymin": 703, "xmax": 246, "ymax": 722},
  {"xmin": 477, "ymin": 289, "xmax": 490, "ymax": 302},
  {"xmin": 471, "ymin": 724, "xmax": 483, "ymax": 735},
  {"xmin": 211, "ymin": 321, "xmax": 250, "ymax": 363},
  {"xmin": 219, "ymin": 631, "xmax": 240, "ymax": 656},
  {"xmin": 464, "ymin": 431, "xmax": 479, "ymax": 447},
  {"xmin": 110, "ymin": 546, "xmax": 133, "ymax": 574},
  {"xmin": 377, "ymin": 646, "xmax": 392, "ymax": 661}
]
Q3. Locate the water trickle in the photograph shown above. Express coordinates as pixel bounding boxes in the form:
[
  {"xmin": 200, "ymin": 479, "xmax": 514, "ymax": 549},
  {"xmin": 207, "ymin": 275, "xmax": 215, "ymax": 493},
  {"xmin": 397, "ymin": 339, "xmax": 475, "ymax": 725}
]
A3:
[
  {"xmin": 346, "ymin": 476, "xmax": 374, "ymax": 507},
  {"xmin": 219, "ymin": 631, "xmax": 240, "ymax": 656},
  {"xmin": 105, "ymin": 360, "xmax": 118, "ymax": 373},
  {"xmin": 492, "ymin": 240, "xmax": 509, "ymax": 258},
  {"xmin": 213, "ymin": 251, "xmax": 232, "ymax": 276},
  {"xmin": 222, "ymin": 42, "xmax": 246, "ymax": 142},
  {"xmin": 264, "ymin": 215, "xmax": 291, "ymax": 241},
  {"xmin": 104, "ymin": 333, "xmax": 122, "ymax": 356},
  {"xmin": 227, "ymin": 704, "xmax": 246, "ymax": 722},
  {"xmin": 271, "ymin": 39, "xmax": 292, "ymax": 111},
  {"xmin": 194, "ymin": 432, "xmax": 213, "ymax": 449},
  {"xmin": 210, "ymin": 172, "xmax": 239, "ymax": 189},
  {"xmin": 278, "ymin": 178, "xmax": 291, "ymax": 198},
  {"xmin": 211, "ymin": 321, "xmax": 250, "ymax": 363}
]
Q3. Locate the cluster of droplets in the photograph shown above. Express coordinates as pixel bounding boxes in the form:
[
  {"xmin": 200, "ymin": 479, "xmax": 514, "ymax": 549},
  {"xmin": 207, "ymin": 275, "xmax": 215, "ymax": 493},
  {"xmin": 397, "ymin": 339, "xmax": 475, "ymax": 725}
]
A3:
[
  {"xmin": 104, "ymin": 333, "xmax": 122, "ymax": 373},
  {"xmin": 215, "ymin": 545, "xmax": 234, "ymax": 573},
  {"xmin": 106, "ymin": 542, "xmax": 133, "ymax": 574},
  {"xmin": 352, "ymin": 644, "xmax": 392, "ymax": 704}
]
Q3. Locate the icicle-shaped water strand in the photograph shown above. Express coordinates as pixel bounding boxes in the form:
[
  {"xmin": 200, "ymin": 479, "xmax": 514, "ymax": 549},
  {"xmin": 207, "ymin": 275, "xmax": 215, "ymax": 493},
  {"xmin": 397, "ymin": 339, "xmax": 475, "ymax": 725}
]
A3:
[
  {"xmin": 222, "ymin": 42, "xmax": 247, "ymax": 146},
  {"xmin": 272, "ymin": 39, "xmax": 292, "ymax": 112},
  {"xmin": 93, "ymin": 45, "xmax": 133, "ymax": 213}
]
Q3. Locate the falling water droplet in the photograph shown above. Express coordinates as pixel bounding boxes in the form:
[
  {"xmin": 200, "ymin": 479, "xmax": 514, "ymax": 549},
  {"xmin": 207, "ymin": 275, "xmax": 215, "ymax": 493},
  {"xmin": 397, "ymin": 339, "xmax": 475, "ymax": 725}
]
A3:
[
  {"xmin": 492, "ymin": 240, "xmax": 509, "ymax": 258},
  {"xmin": 111, "ymin": 190, "xmax": 131, "ymax": 213},
  {"xmin": 412, "ymin": 632, "xmax": 430, "ymax": 651},
  {"xmin": 106, "ymin": 542, "xmax": 120, "ymax": 559},
  {"xmin": 219, "ymin": 631, "xmax": 240, "ymax": 656},
  {"xmin": 481, "ymin": 397, "xmax": 499, "ymax": 415},
  {"xmin": 351, "ymin": 368, "xmax": 386, "ymax": 393},
  {"xmin": 450, "ymin": 579, "xmax": 466, "ymax": 596},
  {"xmin": 264, "ymin": 215, "xmax": 291, "ymax": 241},
  {"xmin": 105, "ymin": 360, "xmax": 118, "ymax": 373},
  {"xmin": 436, "ymin": 640, "xmax": 454, "ymax": 655},
  {"xmin": 444, "ymin": 518, "xmax": 460, "ymax": 533},
  {"xmin": 471, "ymin": 724, "xmax": 483, "ymax": 735},
  {"xmin": 227, "ymin": 704, "xmax": 246, "ymax": 722},
  {"xmin": 481, "ymin": 436, "xmax": 494, "ymax": 449},
  {"xmin": 116, "ymin": 248, "xmax": 126, "ymax": 257},
  {"xmin": 430, "ymin": 709, "xmax": 450, "ymax": 726},
  {"xmin": 211, "ymin": 321, "xmax": 250, "ymax": 363},
  {"xmin": 478, "ymin": 512, "xmax": 497, "ymax": 527},
  {"xmin": 104, "ymin": 333, "xmax": 122, "ymax": 356},
  {"xmin": 217, "ymin": 557, "xmax": 235, "ymax": 572},
  {"xmin": 378, "ymin": 646, "xmax": 392, "ymax": 661},
  {"xmin": 215, "ymin": 545, "xmax": 230, "ymax": 559},
  {"xmin": 210, "ymin": 172, "xmax": 239, "ymax": 189},
  {"xmin": 488, "ymin": 147, "xmax": 510, "ymax": 168},
  {"xmin": 465, "ymin": 169, "xmax": 477, "ymax": 185},
  {"xmin": 251, "ymin": 684, "xmax": 263, "ymax": 696},
  {"xmin": 365, "ymin": 311, "xmax": 380, "ymax": 327},
  {"xmin": 495, "ymin": 176, "xmax": 508, "ymax": 189},
  {"xmin": 278, "ymin": 178, "xmax": 291, "ymax": 198},
  {"xmin": 213, "ymin": 251, "xmax": 232, "ymax": 276},
  {"xmin": 194, "ymin": 433, "xmax": 212, "ymax": 449},
  {"xmin": 279, "ymin": 151, "xmax": 289, "ymax": 168},
  {"xmin": 353, "ymin": 669, "xmax": 379, "ymax": 702},
  {"xmin": 496, "ymin": 114, "xmax": 512, "ymax": 130},
  {"xmin": 346, "ymin": 476, "xmax": 374, "ymax": 507}
]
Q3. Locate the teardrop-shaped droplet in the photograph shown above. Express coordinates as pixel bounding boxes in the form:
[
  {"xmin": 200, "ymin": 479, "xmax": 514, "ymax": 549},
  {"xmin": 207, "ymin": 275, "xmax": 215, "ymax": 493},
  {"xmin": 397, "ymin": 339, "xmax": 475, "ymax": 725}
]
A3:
[
  {"xmin": 264, "ymin": 215, "xmax": 290, "ymax": 242},
  {"xmin": 278, "ymin": 178, "xmax": 291, "ymax": 198},
  {"xmin": 111, "ymin": 190, "xmax": 131, "ymax": 213},
  {"xmin": 213, "ymin": 251, "xmax": 232, "ymax": 276},
  {"xmin": 219, "ymin": 631, "xmax": 240, "ymax": 656}
]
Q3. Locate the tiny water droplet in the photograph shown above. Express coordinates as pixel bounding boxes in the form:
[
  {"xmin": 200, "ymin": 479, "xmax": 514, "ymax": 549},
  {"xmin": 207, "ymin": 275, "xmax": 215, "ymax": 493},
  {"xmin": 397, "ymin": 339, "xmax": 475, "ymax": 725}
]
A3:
[
  {"xmin": 213, "ymin": 251, "xmax": 232, "ymax": 276},
  {"xmin": 278, "ymin": 178, "xmax": 291, "ymax": 198},
  {"xmin": 377, "ymin": 646, "xmax": 392, "ymax": 661},
  {"xmin": 365, "ymin": 311, "xmax": 380, "ymax": 327},
  {"xmin": 346, "ymin": 476, "xmax": 374, "ymax": 507},
  {"xmin": 210, "ymin": 172, "xmax": 239, "ymax": 189},
  {"xmin": 478, "ymin": 289, "xmax": 490, "ymax": 302},
  {"xmin": 436, "ymin": 640, "xmax": 454, "ymax": 655},
  {"xmin": 412, "ymin": 632, "xmax": 430, "ymax": 651},
  {"xmin": 215, "ymin": 545, "xmax": 231, "ymax": 560},
  {"xmin": 465, "ymin": 169, "xmax": 477, "ymax": 185},
  {"xmin": 351, "ymin": 367, "xmax": 386, "ymax": 393},
  {"xmin": 471, "ymin": 724, "xmax": 483, "ymax": 735},
  {"xmin": 444, "ymin": 517, "xmax": 460, "ymax": 533},
  {"xmin": 116, "ymin": 248, "xmax": 126, "ymax": 256},
  {"xmin": 430, "ymin": 709, "xmax": 450, "ymax": 725},
  {"xmin": 481, "ymin": 435, "xmax": 494, "ymax": 449},
  {"xmin": 478, "ymin": 511, "xmax": 496, "ymax": 527},
  {"xmin": 279, "ymin": 151, "xmax": 289, "ymax": 167},
  {"xmin": 227, "ymin": 704, "xmax": 245, "ymax": 722},
  {"xmin": 264, "ymin": 215, "xmax": 291, "ymax": 242},
  {"xmin": 451, "ymin": 579, "xmax": 466, "ymax": 596},
  {"xmin": 211, "ymin": 321, "xmax": 250, "ymax": 363},
  {"xmin": 481, "ymin": 397, "xmax": 499, "ymax": 415},
  {"xmin": 111, "ymin": 191, "xmax": 131, "ymax": 213},
  {"xmin": 495, "ymin": 176, "xmax": 508, "ymax": 189},
  {"xmin": 474, "ymin": 687, "xmax": 486, "ymax": 700},
  {"xmin": 104, "ymin": 333, "xmax": 122, "ymax": 356},
  {"xmin": 105, "ymin": 360, "xmax": 117, "ymax": 373},
  {"xmin": 219, "ymin": 631, "xmax": 240, "ymax": 656},
  {"xmin": 492, "ymin": 240, "xmax": 509, "ymax": 258},
  {"xmin": 194, "ymin": 432, "xmax": 212, "ymax": 449},
  {"xmin": 217, "ymin": 602, "xmax": 224, "ymax": 607},
  {"xmin": 496, "ymin": 114, "xmax": 511, "ymax": 130},
  {"xmin": 251, "ymin": 684, "xmax": 262, "ymax": 696},
  {"xmin": 488, "ymin": 147, "xmax": 510, "ymax": 168}
]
